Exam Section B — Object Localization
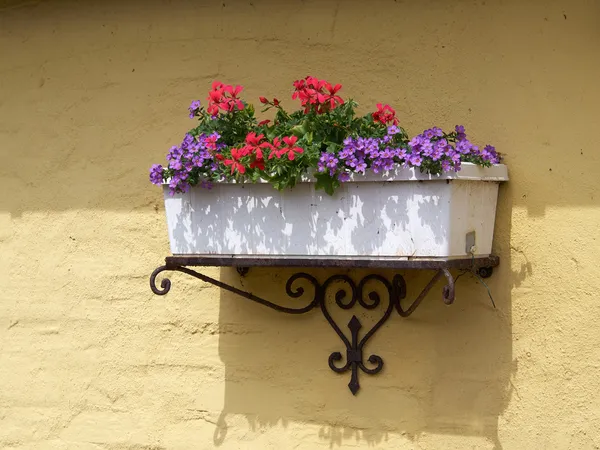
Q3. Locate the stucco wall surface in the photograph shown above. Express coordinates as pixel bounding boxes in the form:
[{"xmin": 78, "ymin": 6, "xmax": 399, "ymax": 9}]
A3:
[{"xmin": 1, "ymin": 0, "xmax": 600, "ymax": 448}]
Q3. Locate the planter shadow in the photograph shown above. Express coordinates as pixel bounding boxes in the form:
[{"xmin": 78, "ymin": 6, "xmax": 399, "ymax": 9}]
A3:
[{"xmin": 210, "ymin": 182, "xmax": 523, "ymax": 448}]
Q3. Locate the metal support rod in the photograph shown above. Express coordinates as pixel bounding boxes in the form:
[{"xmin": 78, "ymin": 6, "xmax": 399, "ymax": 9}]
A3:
[{"xmin": 149, "ymin": 262, "xmax": 478, "ymax": 394}]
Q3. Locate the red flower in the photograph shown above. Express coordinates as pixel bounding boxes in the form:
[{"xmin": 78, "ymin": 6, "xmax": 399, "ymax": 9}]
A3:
[
  {"xmin": 372, "ymin": 103, "xmax": 398, "ymax": 125},
  {"xmin": 267, "ymin": 137, "xmax": 283, "ymax": 160},
  {"xmin": 277, "ymin": 136, "xmax": 304, "ymax": 160},
  {"xmin": 237, "ymin": 144, "xmax": 252, "ymax": 158},
  {"xmin": 204, "ymin": 134, "xmax": 219, "ymax": 151},
  {"xmin": 238, "ymin": 133, "xmax": 270, "ymax": 171},
  {"xmin": 207, "ymin": 81, "xmax": 245, "ymax": 115},
  {"xmin": 207, "ymin": 81, "xmax": 225, "ymax": 115},
  {"xmin": 260, "ymin": 97, "xmax": 280, "ymax": 108},
  {"xmin": 221, "ymin": 84, "xmax": 244, "ymax": 111},
  {"xmin": 250, "ymin": 158, "xmax": 265, "ymax": 170},
  {"xmin": 224, "ymin": 84, "xmax": 243, "ymax": 96},
  {"xmin": 211, "ymin": 81, "xmax": 224, "ymax": 90},
  {"xmin": 223, "ymin": 148, "xmax": 246, "ymax": 174},
  {"xmin": 245, "ymin": 132, "xmax": 265, "ymax": 146},
  {"xmin": 258, "ymin": 119, "xmax": 271, "ymax": 126},
  {"xmin": 244, "ymin": 132, "xmax": 272, "ymax": 160},
  {"xmin": 323, "ymin": 83, "xmax": 344, "ymax": 110},
  {"xmin": 292, "ymin": 76, "xmax": 343, "ymax": 114}
]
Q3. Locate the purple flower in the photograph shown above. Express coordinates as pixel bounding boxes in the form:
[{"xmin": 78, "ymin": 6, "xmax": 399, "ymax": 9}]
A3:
[
  {"xmin": 149, "ymin": 164, "xmax": 164, "ymax": 185},
  {"xmin": 432, "ymin": 147, "xmax": 444, "ymax": 161},
  {"xmin": 372, "ymin": 160, "xmax": 383, "ymax": 173},
  {"xmin": 169, "ymin": 159, "xmax": 183, "ymax": 170},
  {"xmin": 409, "ymin": 154, "xmax": 423, "ymax": 166},
  {"xmin": 192, "ymin": 155, "xmax": 205, "ymax": 167},
  {"xmin": 382, "ymin": 159, "xmax": 394, "ymax": 171},
  {"xmin": 409, "ymin": 135, "xmax": 423, "ymax": 148},
  {"xmin": 380, "ymin": 147, "xmax": 394, "ymax": 159},
  {"xmin": 339, "ymin": 146, "xmax": 354, "ymax": 159},
  {"xmin": 182, "ymin": 133, "xmax": 194, "ymax": 147},
  {"xmin": 189, "ymin": 100, "xmax": 201, "ymax": 118},
  {"xmin": 432, "ymin": 140, "xmax": 447, "ymax": 161},
  {"xmin": 387, "ymin": 125, "xmax": 401, "ymax": 135},
  {"xmin": 167, "ymin": 146, "xmax": 182, "ymax": 161},
  {"xmin": 455, "ymin": 125, "xmax": 467, "ymax": 141},
  {"xmin": 482, "ymin": 145, "xmax": 500, "ymax": 164},
  {"xmin": 355, "ymin": 160, "xmax": 367, "ymax": 173},
  {"xmin": 318, "ymin": 152, "xmax": 339, "ymax": 174},
  {"xmin": 421, "ymin": 140, "xmax": 434, "ymax": 157},
  {"xmin": 366, "ymin": 138, "xmax": 380, "ymax": 155},
  {"xmin": 432, "ymin": 126, "xmax": 443, "ymax": 137},
  {"xmin": 338, "ymin": 172, "xmax": 351, "ymax": 182},
  {"xmin": 441, "ymin": 160, "xmax": 452, "ymax": 172},
  {"xmin": 368, "ymin": 148, "xmax": 380, "ymax": 158},
  {"xmin": 456, "ymin": 139, "xmax": 472, "ymax": 154},
  {"xmin": 168, "ymin": 176, "xmax": 190, "ymax": 196}
]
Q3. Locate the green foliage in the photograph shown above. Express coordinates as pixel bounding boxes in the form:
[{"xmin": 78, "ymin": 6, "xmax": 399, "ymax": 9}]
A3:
[{"xmin": 182, "ymin": 98, "xmax": 399, "ymax": 193}]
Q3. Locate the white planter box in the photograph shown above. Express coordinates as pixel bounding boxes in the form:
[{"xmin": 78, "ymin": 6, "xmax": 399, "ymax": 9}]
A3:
[{"xmin": 163, "ymin": 163, "xmax": 508, "ymax": 258}]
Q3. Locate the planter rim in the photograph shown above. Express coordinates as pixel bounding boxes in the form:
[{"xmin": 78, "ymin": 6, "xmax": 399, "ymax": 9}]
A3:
[{"xmin": 163, "ymin": 162, "xmax": 508, "ymax": 186}]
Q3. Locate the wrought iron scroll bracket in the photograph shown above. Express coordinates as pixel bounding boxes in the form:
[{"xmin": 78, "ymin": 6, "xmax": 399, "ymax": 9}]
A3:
[{"xmin": 149, "ymin": 259, "xmax": 497, "ymax": 395}]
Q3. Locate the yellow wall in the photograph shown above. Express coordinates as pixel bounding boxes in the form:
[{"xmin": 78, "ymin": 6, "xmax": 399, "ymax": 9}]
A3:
[{"xmin": 1, "ymin": 0, "xmax": 599, "ymax": 448}]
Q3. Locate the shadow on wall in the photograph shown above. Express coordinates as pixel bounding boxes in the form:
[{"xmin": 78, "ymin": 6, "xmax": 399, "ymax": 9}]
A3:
[{"xmin": 210, "ymin": 183, "xmax": 530, "ymax": 448}]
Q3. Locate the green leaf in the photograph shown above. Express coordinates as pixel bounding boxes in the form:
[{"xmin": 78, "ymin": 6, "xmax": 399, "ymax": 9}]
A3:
[
  {"xmin": 326, "ymin": 142, "xmax": 338, "ymax": 153},
  {"xmin": 314, "ymin": 173, "xmax": 339, "ymax": 196},
  {"xmin": 291, "ymin": 124, "xmax": 306, "ymax": 138}
]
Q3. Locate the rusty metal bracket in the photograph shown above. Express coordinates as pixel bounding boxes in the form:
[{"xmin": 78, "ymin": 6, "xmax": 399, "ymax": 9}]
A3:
[{"xmin": 149, "ymin": 255, "xmax": 498, "ymax": 395}]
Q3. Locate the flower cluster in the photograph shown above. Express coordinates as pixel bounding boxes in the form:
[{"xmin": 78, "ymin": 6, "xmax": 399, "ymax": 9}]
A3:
[
  {"xmin": 372, "ymin": 103, "xmax": 399, "ymax": 125},
  {"xmin": 188, "ymin": 100, "xmax": 201, "ymax": 119},
  {"xmin": 151, "ymin": 132, "xmax": 223, "ymax": 194},
  {"xmin": 292, "ymin": 76, "xmax": 344, "ymax": 114},
  {"xmin": 207, "ymin": 81, "xmax": 244, "ymax": 116},
  {"xmin": 319, "ymin": 126, "xmax": 409, "ymax": 181},
  {"xmin": 150, "ymin": 77, "xmax": 502, "ymax": 195},
  {"xmin": 411, "ymin": 125, "xmax": 501, "ymax": 170},
  {"xmin": 212, "ymin": 132, "xmax": 305, "ymax": 175},
  {"xmin": 317, "ymin": 124, "xmax": 502, "ymax": 182}
]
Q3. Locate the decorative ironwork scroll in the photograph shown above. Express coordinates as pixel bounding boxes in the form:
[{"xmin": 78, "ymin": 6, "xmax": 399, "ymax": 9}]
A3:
[{"xmin": 150, "ymin": 265, "xmax": 464, "ymax": 394}]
